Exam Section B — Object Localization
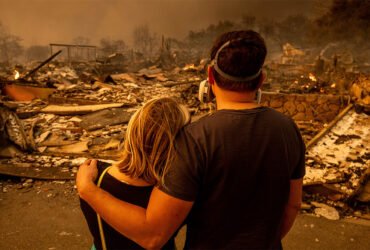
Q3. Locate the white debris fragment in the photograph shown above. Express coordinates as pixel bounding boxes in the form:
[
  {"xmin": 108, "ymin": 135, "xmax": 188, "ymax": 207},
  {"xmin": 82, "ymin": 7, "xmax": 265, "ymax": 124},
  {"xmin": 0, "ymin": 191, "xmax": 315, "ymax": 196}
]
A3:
[
  {"xmin": 123, "ymin": 83, "xmax": 139, "ymax": 88},
  {"xmin": 52, "ymin": 181, "xmax": 66, "ymax": 184},
  {"xmin": 68, "ymin": 117, "xmax": 82, "ymax": 123},
  {"xmin": 53, "ymin": 159, "xmax": 70, "ymax": 167},
  {"xmin": 312, "ymin": 202, "xmax": 340, "ymax": 220},
  {"xmin": 69, "ymin": 157, "xmax": 87, "ymax": 167},
  {"xmin": 303, "ymin": 168, "xmax": 326, "ymax": 184}
]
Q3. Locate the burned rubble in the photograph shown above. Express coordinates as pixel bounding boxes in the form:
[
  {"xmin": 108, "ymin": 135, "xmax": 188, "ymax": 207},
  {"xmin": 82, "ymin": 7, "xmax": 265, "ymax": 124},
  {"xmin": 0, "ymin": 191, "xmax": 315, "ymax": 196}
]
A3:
[
  {"xmin": 0, "ymin": 42, "xmax": 369, "ymax": 221},
  {"xmin": 303, "ymin": 109, "xmax": 369, "ymax": 220},
  {"xmin": 0, "ymin": 56, "xmax": 204, "ymax": 178}
]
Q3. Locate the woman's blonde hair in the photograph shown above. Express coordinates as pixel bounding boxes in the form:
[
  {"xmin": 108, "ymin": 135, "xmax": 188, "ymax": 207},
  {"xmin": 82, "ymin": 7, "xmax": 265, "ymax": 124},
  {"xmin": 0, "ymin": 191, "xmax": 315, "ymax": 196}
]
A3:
[{"xmin": 117, "ymin": 97, "xmax": 189, "ymax": 186}]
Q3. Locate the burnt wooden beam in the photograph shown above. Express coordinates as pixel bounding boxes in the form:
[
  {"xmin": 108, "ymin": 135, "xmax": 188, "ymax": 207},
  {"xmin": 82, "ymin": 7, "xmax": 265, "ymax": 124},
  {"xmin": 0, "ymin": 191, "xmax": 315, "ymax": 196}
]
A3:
[
  {"xmin": 40, "ymin": 103, "xmax": 127, "ymax": 115},
  {"xmin": 21, "ymin": 50, "xmax": 62, "ymax": 80},
  {"xmin": 0, "ymin": 162, "xmax": 75, "ymax": 180},
  {"xmin": 80, "ymin": 107, "xmax": 133, "ymax": 131}
]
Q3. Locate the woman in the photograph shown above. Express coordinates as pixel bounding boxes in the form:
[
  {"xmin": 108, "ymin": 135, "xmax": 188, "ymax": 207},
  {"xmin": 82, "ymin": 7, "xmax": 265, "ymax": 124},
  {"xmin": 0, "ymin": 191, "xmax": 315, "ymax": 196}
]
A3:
[{"xmin": 79, "ymin": 97, "xmax": 190, "ymax": 250}]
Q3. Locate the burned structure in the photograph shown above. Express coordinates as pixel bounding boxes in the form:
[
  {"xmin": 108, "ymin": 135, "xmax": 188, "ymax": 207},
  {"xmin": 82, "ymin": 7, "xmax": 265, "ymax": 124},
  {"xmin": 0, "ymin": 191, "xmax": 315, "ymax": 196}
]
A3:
[
  {"xmin": 0, "ymin": 43, "xmax": 369, "ymax": 220},
  {"xmin": 0, "ymin": 0, "xmax": 369, "ymax": 223}
]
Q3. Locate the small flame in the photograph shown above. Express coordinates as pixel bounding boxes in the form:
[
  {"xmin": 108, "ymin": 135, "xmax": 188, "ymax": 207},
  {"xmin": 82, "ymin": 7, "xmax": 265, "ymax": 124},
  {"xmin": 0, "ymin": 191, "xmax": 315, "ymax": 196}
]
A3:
[
  {"xmin": 308, "ymin": 73, "xmax": 317, "ymax": 82},
  {"xmin": 14, "ymin": 70, "xmax": 20, "ymax": 80},
  {"xmin": 331, "ymin": 83, "xmax": 336, "ymax": 88},
  {"xmin": 183, "ymin": 64, "xmax": 196, "ymax": 71}
]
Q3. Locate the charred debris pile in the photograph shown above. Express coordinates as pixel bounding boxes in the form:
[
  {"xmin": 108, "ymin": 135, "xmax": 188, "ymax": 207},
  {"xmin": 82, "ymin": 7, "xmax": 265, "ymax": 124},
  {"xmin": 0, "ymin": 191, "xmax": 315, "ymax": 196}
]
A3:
[{"xmin": 0, "ymin": 41, "xmax": 369, "ymax": 220}]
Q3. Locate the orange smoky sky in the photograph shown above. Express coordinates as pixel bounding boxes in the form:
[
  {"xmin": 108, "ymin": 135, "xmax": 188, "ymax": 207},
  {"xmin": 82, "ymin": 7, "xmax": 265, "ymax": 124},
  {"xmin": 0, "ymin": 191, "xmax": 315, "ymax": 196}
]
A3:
[{"xmin": 0, "ymin": 0, "xmax": 317, "ymax": 46}]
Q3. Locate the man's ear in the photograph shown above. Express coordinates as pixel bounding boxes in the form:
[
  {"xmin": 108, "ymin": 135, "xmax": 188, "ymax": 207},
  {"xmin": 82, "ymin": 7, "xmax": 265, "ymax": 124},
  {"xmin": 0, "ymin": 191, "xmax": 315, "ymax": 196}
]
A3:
[
  {"xmin": 257, "ymin": 70, "xmax": 266, "ymax": 89},
  {"xmin": 207, "ymin": 66, "xmax": 215, "ymax": 85}
]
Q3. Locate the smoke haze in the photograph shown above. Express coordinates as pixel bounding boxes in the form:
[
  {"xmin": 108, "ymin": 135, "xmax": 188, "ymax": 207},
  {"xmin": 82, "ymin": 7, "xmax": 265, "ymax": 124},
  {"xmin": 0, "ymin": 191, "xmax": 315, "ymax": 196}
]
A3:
[{"xmin": 0, "ymin": 0, "xmax": 317, "ymax": 46}]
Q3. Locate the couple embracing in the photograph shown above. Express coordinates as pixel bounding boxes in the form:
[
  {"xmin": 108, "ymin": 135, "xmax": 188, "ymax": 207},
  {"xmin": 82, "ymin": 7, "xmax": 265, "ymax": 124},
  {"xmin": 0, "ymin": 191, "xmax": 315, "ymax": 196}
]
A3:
[{"xmin": 77, "ymin": 30, "xmax": 305, "ymax": 250}]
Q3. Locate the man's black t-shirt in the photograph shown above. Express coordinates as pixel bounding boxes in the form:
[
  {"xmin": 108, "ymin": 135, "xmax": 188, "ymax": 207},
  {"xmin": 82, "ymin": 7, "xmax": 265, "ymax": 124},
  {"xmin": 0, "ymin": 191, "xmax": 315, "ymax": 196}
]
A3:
[{"xmin": 160, "ymin": 107, "xmax": 306, "ymax": 249}]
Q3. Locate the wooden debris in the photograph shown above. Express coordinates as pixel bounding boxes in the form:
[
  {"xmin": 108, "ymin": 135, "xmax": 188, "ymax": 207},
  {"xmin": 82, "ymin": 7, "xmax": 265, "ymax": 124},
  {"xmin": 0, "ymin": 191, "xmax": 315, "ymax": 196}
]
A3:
[
  {"xmin": 0, "ymin": 162, "xmax": 75, "ymax": 180},
  {"xmin": 38, "ymin": 134, "xmax": 77, "ymax": 147},
  {"xmin": 0, "ymin": 143, "xmax": 23, "ymax": 158},
  {"xmin": 79, "ymin": 108, "xmax": 133, "ymax": 131},
  {"xmin": 48, "ymin": 96, "xmax": 110, "ymax": 105},
  {"xmin": 306, "ymin": 104, "xmax": 353, "ymax": 149},
  {"xmin": 349, "ymin": 166, "xmax": 370, "ymax": 203},
  {"xmin": 304, "ymin": 183, "xmax": 346, "ymax": 201},
  {"xmin": 40, "ymin": 103, "xmax": 126, "ymax": 115},
  {"xmin": 0, "ymin": 106, "xmax": 30, "ymax": 150},
  {"xmin": 110, "ymin": 73, "xmax": 136, "ymax": 83},
  {"xmin": 46, "ymin": 141, "xmax": 89, "ymax": 154}
]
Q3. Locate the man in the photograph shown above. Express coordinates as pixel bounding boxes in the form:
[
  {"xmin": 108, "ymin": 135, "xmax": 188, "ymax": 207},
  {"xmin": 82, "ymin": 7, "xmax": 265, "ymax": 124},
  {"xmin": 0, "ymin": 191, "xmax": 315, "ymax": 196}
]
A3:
[{"xmin": 77, "ymin": 30, "xmax": 305, "ymax": 249}]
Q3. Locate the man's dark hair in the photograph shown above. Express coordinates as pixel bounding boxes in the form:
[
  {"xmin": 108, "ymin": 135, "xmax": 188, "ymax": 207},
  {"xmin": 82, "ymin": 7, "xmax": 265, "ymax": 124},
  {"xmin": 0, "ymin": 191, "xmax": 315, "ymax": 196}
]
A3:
[{"xmin": 210, "ymin": 30, "xmax": 267, "ymax": 91}]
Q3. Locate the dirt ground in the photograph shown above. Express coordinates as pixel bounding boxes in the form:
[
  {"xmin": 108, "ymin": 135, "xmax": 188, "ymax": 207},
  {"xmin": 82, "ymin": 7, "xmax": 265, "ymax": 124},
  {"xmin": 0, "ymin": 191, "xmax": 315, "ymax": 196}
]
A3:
[
  {"xmin": 1, "ymin": 176, "xmax": 370, "ymax": 250},
  {"xmin": 0, "ymin": 176, "xmax": 188, "ymax": 250},
  {"xmin": 0, "ymin": 177, "xmax": 90, "ymax": 250}
]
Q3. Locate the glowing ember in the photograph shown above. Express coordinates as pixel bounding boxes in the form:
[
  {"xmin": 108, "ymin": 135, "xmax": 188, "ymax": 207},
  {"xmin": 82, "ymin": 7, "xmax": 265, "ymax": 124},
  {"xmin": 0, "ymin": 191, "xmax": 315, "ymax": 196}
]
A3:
[
  {"xmin": 14, "ymin": 70, "xmax": 20, "ymax": 80},
  {"xmin": 183, "ymin": 64, "xmax": 196, "ymax": 71},
  {"xmin": 308, "ymin": 73, "xmax": 317, "ymax": 82}
]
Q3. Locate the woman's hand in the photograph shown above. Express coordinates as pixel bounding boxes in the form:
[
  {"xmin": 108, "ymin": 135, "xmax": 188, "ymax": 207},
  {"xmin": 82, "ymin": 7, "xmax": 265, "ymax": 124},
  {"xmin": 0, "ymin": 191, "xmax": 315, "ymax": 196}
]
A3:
[{"xmin": 76, "ymin": 159, "xmax": 98, "ymax": 198}]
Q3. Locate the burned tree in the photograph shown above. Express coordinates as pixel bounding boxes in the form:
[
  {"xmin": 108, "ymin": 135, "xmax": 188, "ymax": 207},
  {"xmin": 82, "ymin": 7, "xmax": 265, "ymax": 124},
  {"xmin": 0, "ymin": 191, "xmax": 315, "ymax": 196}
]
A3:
[
  {"xmin": 0, "ymin": 22, "xmax": 23, "ymax": 66},
  {"xmin": 99, "ymin": 38, "xmax": 126, "ymax": 57},
  {"xmin": 25, "ymin": 45, "xmax": 49, "ymax": 62},
  {"xmin": 132, "ymin": 25, "xmax": 158, "ymax": 57}
]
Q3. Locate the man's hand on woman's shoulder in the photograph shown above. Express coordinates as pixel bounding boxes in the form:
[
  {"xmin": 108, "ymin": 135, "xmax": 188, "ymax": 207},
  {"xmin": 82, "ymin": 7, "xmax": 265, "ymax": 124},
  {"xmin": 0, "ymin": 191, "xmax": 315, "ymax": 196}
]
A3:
[{"xmin": 76, "ymin": 159, "xmax": 99, "ymax": 199}]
